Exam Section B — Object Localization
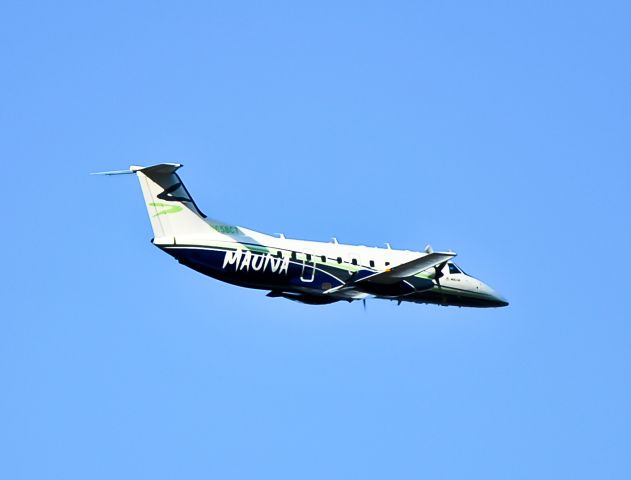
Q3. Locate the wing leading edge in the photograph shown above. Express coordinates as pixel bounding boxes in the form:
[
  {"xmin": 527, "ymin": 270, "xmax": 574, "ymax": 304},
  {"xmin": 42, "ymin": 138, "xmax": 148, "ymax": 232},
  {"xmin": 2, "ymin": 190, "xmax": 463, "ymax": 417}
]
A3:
[{"xmin": 325, "ymin": 251, "xmax": 456, "ymax": 295}]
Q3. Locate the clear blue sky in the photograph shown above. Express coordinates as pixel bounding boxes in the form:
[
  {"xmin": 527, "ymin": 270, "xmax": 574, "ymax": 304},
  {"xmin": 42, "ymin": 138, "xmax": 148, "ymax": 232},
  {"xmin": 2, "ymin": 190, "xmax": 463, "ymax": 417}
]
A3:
[{"xmin": 2, "ymin": 1, "xmax": 630, "ymax": 478}]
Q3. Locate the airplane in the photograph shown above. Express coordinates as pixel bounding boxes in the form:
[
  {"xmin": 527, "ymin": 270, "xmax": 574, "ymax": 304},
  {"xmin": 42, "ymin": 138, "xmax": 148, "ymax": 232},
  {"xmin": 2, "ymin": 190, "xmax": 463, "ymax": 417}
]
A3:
[{"xmin": 93, "ymin": 163, "xmax": 509, "ymax": 308}]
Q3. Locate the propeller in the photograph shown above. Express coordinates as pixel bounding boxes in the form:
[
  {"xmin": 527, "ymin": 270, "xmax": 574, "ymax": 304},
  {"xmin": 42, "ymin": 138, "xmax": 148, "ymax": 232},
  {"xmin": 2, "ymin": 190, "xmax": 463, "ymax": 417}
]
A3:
[
  {"xmin": 424, "ymin": 245, "xmax": 446, "ymax": 286},
  {"xmin": 433, "ymin": 261, "xmax": 448, "ymax": 286}
]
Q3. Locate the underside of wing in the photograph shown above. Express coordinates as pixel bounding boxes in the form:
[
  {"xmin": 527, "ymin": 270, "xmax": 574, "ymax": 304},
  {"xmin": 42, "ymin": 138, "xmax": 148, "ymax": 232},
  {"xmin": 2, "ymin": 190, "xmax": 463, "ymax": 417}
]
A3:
[{"xmin": 267, "ymin": 290, "xmax": 361, "ymax": 304}]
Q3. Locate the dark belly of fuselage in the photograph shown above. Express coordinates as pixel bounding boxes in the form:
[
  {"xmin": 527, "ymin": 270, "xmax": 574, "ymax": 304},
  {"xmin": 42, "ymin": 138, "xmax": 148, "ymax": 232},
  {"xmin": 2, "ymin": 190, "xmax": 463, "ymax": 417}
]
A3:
[
  {"xmin": 160, "ymin": 245, "xmax": 348, "ymax": 294},
  {"xmin": 405, "ymin": 289, "xmax": 505, "ymax": 308}
]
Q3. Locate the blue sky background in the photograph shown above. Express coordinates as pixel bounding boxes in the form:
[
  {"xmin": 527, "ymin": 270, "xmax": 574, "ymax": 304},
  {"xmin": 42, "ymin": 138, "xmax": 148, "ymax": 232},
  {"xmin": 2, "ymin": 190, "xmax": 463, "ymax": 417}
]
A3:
[{"xmin": 2, "ymin": 1, "xmax": 630, "ymax": 478}]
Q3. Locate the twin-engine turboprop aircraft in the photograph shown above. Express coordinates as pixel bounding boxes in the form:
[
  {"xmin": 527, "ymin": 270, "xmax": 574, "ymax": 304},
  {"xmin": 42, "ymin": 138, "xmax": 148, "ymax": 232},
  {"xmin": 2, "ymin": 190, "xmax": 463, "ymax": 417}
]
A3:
[{"xmin": 94, "ymin": 164, "xmax": 508, "ymax": 308}]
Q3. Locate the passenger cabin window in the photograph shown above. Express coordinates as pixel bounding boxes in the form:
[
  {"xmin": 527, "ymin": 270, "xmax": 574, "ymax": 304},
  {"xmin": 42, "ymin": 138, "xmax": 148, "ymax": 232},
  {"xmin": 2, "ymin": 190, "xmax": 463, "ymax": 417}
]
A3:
[
  {"xmin": 351, "ymin": 258, "xmax": 358, "ymax": 265},
  {"xmin": 291, "ymin": 251, "xmax": 297, "ymax": 260},
  {"xmin": 321, "ymin": 255, "xmax": 326, "ymax": 262},
  {"xmin": 369, "ymin": 260, "xmax": 375, "ymax": 268},
  {"xmin": 448, "ymin": 263, "xmax": 462, "ymax": 275},
  {"xmin": 306, "ymin": 254, "xmax": 312, "ymax": 261}
]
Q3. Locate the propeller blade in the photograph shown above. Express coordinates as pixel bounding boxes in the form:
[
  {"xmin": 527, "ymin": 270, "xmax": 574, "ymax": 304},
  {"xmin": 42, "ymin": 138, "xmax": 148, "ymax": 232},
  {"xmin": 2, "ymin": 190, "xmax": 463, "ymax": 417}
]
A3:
[{"xmin": 433, "ymin": 261, "xmax": 448, "ymax": 286}]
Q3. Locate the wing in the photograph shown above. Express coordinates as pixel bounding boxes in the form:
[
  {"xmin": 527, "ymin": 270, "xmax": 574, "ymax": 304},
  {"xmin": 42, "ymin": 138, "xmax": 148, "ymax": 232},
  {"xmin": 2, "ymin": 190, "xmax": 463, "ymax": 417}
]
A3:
[
  {"xmin": 359, "ymin": 251, "xmax": 455, "ymax": 284},
  {"xmin": 325, "ymin": 251, "xmax": 456, "ymax": 295}
]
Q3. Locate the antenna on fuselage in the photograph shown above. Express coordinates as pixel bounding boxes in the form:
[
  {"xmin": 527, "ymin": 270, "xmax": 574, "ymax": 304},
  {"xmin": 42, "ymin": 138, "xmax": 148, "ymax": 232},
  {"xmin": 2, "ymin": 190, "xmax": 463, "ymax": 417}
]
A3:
[
  {"xmin": 332, "ymin": 237, "xmax": 339, "ymax": 244},
  {"xmin": 385, "ymin": 242, "xmax": 392, "ymax": 249}
]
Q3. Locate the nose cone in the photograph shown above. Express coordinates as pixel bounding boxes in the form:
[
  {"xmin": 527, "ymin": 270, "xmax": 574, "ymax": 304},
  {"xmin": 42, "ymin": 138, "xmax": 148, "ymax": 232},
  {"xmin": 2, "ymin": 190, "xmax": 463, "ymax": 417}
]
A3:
[
  {"xmin": 489, "ymin": 291, "xmax": 510, "ymax": 308},
  {"xmin": 478, "ymin": 281, "xmax": 509, "ymax": 307}
]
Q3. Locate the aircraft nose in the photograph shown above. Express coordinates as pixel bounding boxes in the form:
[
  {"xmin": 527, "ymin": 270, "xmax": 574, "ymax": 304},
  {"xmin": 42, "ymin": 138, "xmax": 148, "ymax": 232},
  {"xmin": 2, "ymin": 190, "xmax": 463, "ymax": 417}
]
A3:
[
  {"xmin": 491, "ymin": 291, "xmax": 510, "ymax": 308},
  {"xmin": 478, "ymin": 281, "xmax": 509, "ymax": 307}
]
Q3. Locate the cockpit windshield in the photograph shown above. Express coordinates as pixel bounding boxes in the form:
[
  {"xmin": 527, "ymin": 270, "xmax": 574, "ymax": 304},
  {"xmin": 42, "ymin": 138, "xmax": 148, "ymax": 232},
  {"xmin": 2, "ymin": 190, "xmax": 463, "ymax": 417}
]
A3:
[{"xmin": 448, "ymin": 263, "xmax": 465, "ymax": 275}]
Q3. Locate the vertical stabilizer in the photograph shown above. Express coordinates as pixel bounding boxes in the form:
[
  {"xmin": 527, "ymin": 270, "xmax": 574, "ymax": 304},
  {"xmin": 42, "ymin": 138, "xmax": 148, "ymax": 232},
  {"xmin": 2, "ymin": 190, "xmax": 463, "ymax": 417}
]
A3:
[
  {"xmin": 130, "ymin": 164, "xmax": 212, "ymax": 244},
  {"xmin": 93, "ymin": 163, "xmax": 243, "ymax": 245}
]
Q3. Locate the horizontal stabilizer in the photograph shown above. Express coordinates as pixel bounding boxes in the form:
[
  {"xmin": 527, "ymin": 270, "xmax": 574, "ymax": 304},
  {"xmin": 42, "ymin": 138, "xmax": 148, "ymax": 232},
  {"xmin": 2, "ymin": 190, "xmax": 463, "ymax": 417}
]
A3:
[
  {"xmin": 90, "ymin": 169, "xmax": 135, "ymax": 176},
  {"xmin": 91, "ymin": 163, "xmax": 183, "ymax": 176}
]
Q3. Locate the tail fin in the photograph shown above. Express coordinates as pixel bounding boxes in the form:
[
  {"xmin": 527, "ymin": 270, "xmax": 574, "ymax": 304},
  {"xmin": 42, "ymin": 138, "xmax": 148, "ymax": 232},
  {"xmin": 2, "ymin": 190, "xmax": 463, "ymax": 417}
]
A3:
[
  {"xmin": 132, "ymin": 163, "xmax": 213, "ymax": 244},
  {"xmin": 94, "ymin": 163, "xmax": 220, "ymax": 244}
]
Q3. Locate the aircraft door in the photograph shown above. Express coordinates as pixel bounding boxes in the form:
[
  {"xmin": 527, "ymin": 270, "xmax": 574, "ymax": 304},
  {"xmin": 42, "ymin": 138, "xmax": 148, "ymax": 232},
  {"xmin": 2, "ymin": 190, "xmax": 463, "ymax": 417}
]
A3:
[{"xmin": 300, "ymin": 257, "xmax": 316, "ymax": 283}]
